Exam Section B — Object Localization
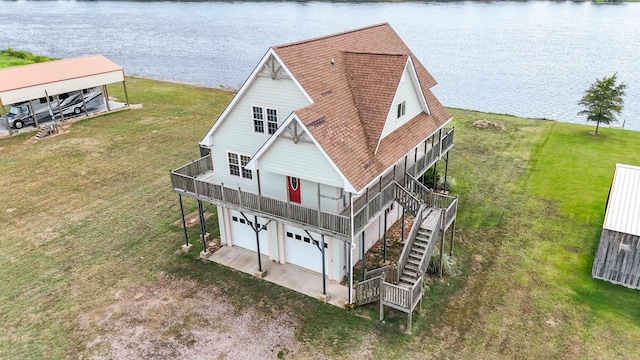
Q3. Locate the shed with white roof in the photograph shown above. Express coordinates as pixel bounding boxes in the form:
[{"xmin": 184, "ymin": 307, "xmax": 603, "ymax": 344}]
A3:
[{"xmin": 592, "ymin": 163, "xmax": 640, "ymax": 289}]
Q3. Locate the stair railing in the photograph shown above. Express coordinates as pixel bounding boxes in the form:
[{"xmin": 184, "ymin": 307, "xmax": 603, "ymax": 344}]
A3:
[
  {"xmin": 404, "ymin": 173, "xmax": 433, "ymax": 206},
  {"xmin": 396, "ymin": 204, "xmax": 427, "ymax": 284},
  {"xmin": 417, "ymin": 208, "xmax": 443, "ymax": 278},
  {"xmin": 394, "ymin": 183, "xmax": 422, "ymax": 216}
]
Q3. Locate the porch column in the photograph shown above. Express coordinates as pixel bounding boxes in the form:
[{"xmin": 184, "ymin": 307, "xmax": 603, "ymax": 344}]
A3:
[
  {"xmin": 103, "ymin": 85, "xmax": 111, "ymax": 111},
  {"xmin": 361, "ymin": 231, "xmax": 365, "ymax": 280},
  {"xmin": 55, "ymin": 95, "xmax": 65, "ymax": 122},
  {"xmin": 347, "ymin": 240, "xmax": 353, "ymax": 304},
  {"xmin": 178, "ymin": 194, "xmax": 189, "ymax": 247},
  {"xmin": 254, "ymin": 215, "xmax": 262, "ymax": 272},
  {"xmin": 197, "ymin": 200, "xmax": 207, "ymax": 253},
  {"xmin": 432, "ymin": 162, "xmax": 438, "ymax": 191},
  {"xmin": 317, "ymin": 182, "xmax": 321, "ymax": 228},
  {"xmin": 28, "ymin": 100, "xmax": 38, "ymax": 128},
  {"xmin": 122, "ymin": 80, "xmax": 130, "ymax": 106},
  {"xmin": 383, "ymin": 209, "xmax": 388, "ymax": 263},
  {"xmin": 439, "ymin": 213, "xmax": 445, "ymax": 278},
  {"xmin": 449, "ymin": 219, "xmax": 456, "ymax": 256},
  {"xmin": 257, "ymin": 170, "xmax": 262, "ymax": 211},
  {"xmin": 321, "ymin": 235, "xmax": 327, "ymax": 295},
  {"xmin": 1, "ymin": 106, "xmax": 11, "ymax": 135},
  {"xmin": 44, "ymin": 90, "xmax": 55, "ymax": 124},
  {"xmin": 443, "ymin": 152, "xmax": 450, "ymax": 193},
  {"xmin": 80, "ymin": 90, "xmax": 88, "ymax": 116},
  {"xmin": 401, "ymin": 210, "xmax": 405, "ymax": 243}
]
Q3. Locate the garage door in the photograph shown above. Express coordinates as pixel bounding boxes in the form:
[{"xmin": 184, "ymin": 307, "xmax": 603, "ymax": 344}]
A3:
[
  {"xmin": 230, "ymin": 210, "xmax": 269, "ymax": 255},
  {"xmin": 284, "ymin": 225, "xmax": 329, "ymax": 274}
]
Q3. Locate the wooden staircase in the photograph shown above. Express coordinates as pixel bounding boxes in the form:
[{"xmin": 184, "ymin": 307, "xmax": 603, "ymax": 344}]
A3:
[
  {"xmin": 398, "ymin": 209, "xmax": 440, "ymax": 288},
  {"xmin": 399, "ymin": 226, "xmax": 433, "ymax": 287}
]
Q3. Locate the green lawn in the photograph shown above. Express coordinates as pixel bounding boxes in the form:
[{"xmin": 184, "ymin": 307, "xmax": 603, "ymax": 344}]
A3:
[
  {"xmin": 0, "ymin": 48, "xmax": 54, "ymax": 68},
  {"xmin": 0, "ymin": 78, "xmax": 638, "ymax": 358}
]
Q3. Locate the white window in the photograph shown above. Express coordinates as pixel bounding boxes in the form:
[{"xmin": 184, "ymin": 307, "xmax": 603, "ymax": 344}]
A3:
[
  {"xmin": 397, "ymin": 101, "xmax": 406, "ymax": 119},
  {"xmin": 228, "ymin": 152, "xmax": 252, "ymax": 179},
  {"xmin": 252, "ymin": 106, "xmax": 264, "ymax": 133},
  {"xmin": 253, "ymin": 106, "xmax": 278, "ymax": 134},
  {"xmin": 267, "ymin": 108, "xmax": 278, "ymax": 135}
]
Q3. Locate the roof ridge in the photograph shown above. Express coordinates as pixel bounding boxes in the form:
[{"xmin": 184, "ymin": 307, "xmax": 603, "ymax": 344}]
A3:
[
  {"xmin": 342, "ymin": 51, "xmax": 406, "ymax": 57},
  {"xmin": 274, "ymin": 22, "xmax": 390, "ymax": 49},
  {"xmin": 0, "ymin": 54, "xmax": 104, "ymax": 72}
]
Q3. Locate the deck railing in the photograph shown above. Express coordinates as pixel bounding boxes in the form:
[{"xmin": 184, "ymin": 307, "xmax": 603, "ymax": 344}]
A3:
[
  {"xmin": 443, "ymin": 196, "xmax": 458, "ymax": 228},
  {"xmin": 407, "ymin": 127, "xmax": 455, "ymax": 178},
  {"xmin": 381, "ymin": 276, "xmax": 423, "ymax": 313},
  {"xmin": 441, "ymin": 127, "xmax": 454, "ymax": 154},
  {"xmin": 365, "ymin": 264, "xmax": 398, "ymax": 284},
  {"xmin": 394, "ymin": 183, "xmax": 422, "ymax": 216},
  {"xmin": 404, "ymin": 174, "xmax": 432, "ymax": 204},
  {"xmin": 404, "ymin": 174, "xmax": 457, "ymax": 230},
  {"xmin": 170, "ymin": 155, "xmax": 350, "ymax": 238},
  {"xmin": 173, "ymin": 156, "xmax": 212, "ymax": 176},
  {"xmin": 352, "ymin": 181, "xmax": 396, "ymax": 234},
  {"xmin": 355, "ymin": 275, "xmax": 382, "ymax": 306}
]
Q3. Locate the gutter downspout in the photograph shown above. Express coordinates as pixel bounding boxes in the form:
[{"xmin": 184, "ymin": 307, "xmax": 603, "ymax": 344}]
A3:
[{"xmin": 348, "ymin": 191, "xmax": 354, "ymax": 305}]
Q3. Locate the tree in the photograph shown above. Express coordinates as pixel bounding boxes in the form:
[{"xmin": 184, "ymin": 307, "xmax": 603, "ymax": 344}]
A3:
[{"xmin": 578, "ymin": 74, "xmax": 626, "ymax": 135}]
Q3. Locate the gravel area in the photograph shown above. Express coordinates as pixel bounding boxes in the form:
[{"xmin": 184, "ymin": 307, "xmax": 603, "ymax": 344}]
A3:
[{"xmin": 81, "ymin": 275, "xmax": 302, "ymax": 359}]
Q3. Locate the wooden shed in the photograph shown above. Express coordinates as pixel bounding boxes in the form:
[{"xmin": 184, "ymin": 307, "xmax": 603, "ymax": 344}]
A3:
[{"xmin": 592, "ymin": 163, "xmax": 640, "ymax": 289}]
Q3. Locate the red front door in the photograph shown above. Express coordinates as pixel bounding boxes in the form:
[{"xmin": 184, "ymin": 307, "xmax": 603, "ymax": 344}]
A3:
[{"xmin": 288, "ymin": 176, "xmax": 301, "ymax": 203}]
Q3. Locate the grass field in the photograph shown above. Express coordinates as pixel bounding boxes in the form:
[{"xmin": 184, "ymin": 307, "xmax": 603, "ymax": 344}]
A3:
[
  {"xmin": 0, "ymin": 48, "xmax": 54, "ymax": 68},
  {"xmin": 0, "ymin": 77, "xmax": 638, "ymax": 359}
]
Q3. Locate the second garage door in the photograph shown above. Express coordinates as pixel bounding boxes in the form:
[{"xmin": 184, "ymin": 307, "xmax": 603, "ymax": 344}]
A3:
[{"xmin": 284, "ymin": 225, "xmax": 329, "ymax": 274}]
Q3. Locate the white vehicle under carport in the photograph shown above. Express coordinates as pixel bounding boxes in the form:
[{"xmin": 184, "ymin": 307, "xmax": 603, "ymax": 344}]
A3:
[{"xmin": 5, "ymin": 87, "xmax": 103, "ymax": 129}]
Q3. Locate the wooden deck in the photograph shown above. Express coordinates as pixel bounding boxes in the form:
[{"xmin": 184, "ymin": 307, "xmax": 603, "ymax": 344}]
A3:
[{"xmin": 171, "ymin": 128, "xmax": 456, "ymax": 242}]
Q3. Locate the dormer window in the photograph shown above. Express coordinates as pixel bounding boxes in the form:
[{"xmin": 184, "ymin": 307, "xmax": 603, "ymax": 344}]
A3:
[
  {"xmin": 253, "ymin": 106, "xmax": 278, "ymax": 134},
  {"xmin": 397, "ymin": 101, "xmax": 406, "ymax": 119}
]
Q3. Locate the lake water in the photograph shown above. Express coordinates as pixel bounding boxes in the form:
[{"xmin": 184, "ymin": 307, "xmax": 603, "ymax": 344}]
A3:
[{"xmin": 1, "ymin": 1, "xmax": 639, "ymax": 130}]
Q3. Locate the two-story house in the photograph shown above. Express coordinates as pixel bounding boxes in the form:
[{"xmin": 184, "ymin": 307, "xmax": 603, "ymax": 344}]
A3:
[{"xmin": 171, "ymin": 23, "xmax": 457, "ymax": 310}]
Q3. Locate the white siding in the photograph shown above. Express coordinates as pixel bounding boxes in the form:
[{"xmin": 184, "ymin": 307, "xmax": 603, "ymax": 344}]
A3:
[
  {"xmin": 332, "ymin": 238, "xmax": 346, "ymax": 282},
  {"xmin": 259, "ymin": 135, "xmax": 344, "ymax": 188},
  {"xmin": 259, "ymin": 170, "xmax": 343, "ymax": 214},
  {"xmin": 259, "ymin": 170, "xmax": 287, "ymax": 199},
  {"xmin": 268, "ymin": 222, "xmax": 279, "ymax": 262},
  {"xmin": 379, "ymin": 66, "xmax": 424, "ymax": 140},
  {"xmin": 218, "ymin": 205, "xmax": 228, "ymax": 245},
  {"xmin": 208, "ymin": 75, "xmax": 310, "ymax": 190}
]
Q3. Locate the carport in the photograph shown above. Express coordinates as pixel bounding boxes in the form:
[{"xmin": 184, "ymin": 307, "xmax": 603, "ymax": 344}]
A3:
[{"xmin": 0, "ymin": 54, "xmax": 129, "ymax": 134}]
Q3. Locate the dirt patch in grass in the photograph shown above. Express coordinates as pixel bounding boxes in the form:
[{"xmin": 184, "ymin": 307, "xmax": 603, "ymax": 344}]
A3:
[
  {"xmin": 81, "ymin": 275, "xmax": 303, "ymax": 359},
  {"xmin": 173, "ymin": 211, "xmax": 213, "ymax": 228}
]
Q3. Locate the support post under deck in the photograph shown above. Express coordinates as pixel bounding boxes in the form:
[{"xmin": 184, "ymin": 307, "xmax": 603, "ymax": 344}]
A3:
[
  {"xmin": 401, "ymin": 210, "xmax": 405, "ymax": 243},
  {"xmin": 383, "ymin": 209, "xmax": 388, "ymax": 262},
  {"xmin": 178, "ymin": 194, "xmax": 189, "ymax": 247},
  {"xmin": 443, "ymin": 151, "xmax": 450, "ymax": 193},
  {"xmin": 254, "ymin": 215, "xmax": 262, "ymax": 272},
  {"xmin": 197, "ymin": 200, "xmax": 207, "ymax": 253},
  {"xmin": 361, "ymin": 232, "xmax": 365, "ymax": 281},
  {"xmin": 449, "ymin": 219, "xmax": 456, "ymax": 257}
]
